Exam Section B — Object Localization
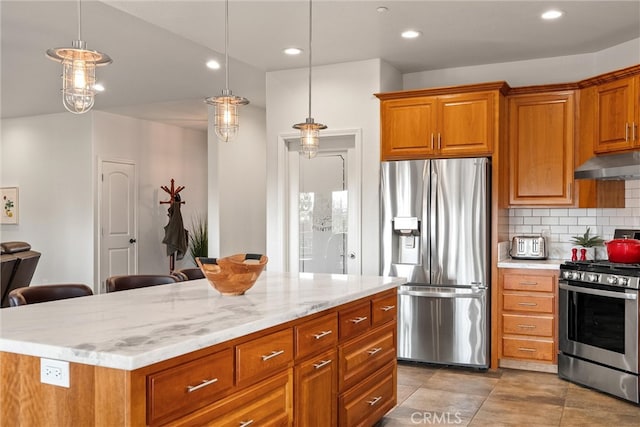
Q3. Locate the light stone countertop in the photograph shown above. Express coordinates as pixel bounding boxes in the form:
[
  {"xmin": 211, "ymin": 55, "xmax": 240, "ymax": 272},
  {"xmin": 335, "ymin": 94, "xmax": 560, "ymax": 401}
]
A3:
[
  {"xmin": 0, "ymin": 272, "xmax": 404, "ymax": 371},
  {"xmin": 497, "ymin": 258, "xmax": 565, "ymax": 270}
]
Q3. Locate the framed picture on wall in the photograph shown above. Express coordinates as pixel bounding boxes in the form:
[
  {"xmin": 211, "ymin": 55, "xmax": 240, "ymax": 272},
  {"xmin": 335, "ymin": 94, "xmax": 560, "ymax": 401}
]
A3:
[{"xmin": 1, "ymin": 187, "xmax": 19, "ymax": 224}]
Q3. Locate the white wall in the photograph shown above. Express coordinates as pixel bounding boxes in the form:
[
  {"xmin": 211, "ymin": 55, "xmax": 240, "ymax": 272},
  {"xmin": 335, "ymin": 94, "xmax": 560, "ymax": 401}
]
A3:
[
  {"xmin": 266, "ymin": 59, "xmax": 398, "ymax": 274},
  {"xmin": 509, "ymin": 181, "xmax": 640, "ymax": 260},
  {"xmin": 207, "ymin": 104, "xmax": 267, "ymax": 259},
  {"xmin": 92, "ymin": 112, "xmax": 208, "ymax": 277},
  {"xmin": 1, "ymin": 113, "xmax": 94, "ymax": 286},
  {"xmin": 403, "ymin": 37, "xmax": 640, "ymax": 89},
  {"xmin": 0, "ymin": 112, "xmax": 207, "ymax": 292}
]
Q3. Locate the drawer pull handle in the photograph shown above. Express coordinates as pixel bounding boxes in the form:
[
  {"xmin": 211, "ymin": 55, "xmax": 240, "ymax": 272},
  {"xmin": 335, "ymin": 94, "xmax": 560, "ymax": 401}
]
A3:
[
  {"xmin": 313, "ymin": 330, "xmax": 333, "ymax": 340},
  {"xmin": 186, "ymin": 377, "xmax": 218, "ymax": 393},
  {"xmin": 313, "ymin": 359, "xmax": 332, "ymax": 370},
  {"xmin": 239, "ymin": 420, "xmax": 254, "ymax": 427},
  {"xmin": 350, "ymin": 316, "xmax": 368, "ymax": 324},
  {"xmin": 517, "ymin": 347, "xmax": 536, "ymax": 353},
  {"xmin": 367, "ymin": 347, "xmax": 383, "ymax": 356},
  {"xmin": 261, "ymin": 349, "xmax": 285, "ymax": 361},
  {"xmin": 366, "ymin": 396, "xmax": 382, "ymax": 406},
  {"xmin": 518, "ymin": 302, "xmax": 537, "ymax": 307},
  {"xmin": 381, "ymin": 305, "xmax": 395, "ymax": 312},
  {"xmin": 518, "ymin": 281, "xmax": 538, "ymax": 286},
  {"xmin": 517, "ymin": 324, "xmax": 536, "ymax": 329}
]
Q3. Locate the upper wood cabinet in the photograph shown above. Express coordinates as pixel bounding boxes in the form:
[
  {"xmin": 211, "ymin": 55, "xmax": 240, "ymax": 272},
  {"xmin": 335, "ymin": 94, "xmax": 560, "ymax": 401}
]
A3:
[
  {"xmin": 594, "ymin": 75, "xmax": 639, "ymax": 153},
  {"xmin": 376, "ymin": 82, "xmax": 508, "ymax": 160},
  {"xmin": 508, "ymin": 91, "xmax": 575, "ymax": 206}
]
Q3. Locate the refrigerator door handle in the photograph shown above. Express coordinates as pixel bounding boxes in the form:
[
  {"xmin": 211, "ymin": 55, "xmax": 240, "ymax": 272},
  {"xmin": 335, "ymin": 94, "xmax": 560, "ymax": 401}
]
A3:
[{"xmin": 398, "ymin": 289, "xmax": 485, "ymax": 299}]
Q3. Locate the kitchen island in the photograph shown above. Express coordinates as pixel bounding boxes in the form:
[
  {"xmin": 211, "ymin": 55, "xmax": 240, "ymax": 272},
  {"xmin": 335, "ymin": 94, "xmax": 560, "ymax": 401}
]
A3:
[{"xmin": 0, "ymin": 272, "xmax": 402, "ymax": 426}]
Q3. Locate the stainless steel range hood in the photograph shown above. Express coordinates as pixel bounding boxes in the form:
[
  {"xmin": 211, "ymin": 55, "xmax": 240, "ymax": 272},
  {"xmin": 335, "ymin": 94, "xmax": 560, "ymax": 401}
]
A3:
[{"xmin": 574, "ymin": 151, "xmax": 640, "ymax": 180}]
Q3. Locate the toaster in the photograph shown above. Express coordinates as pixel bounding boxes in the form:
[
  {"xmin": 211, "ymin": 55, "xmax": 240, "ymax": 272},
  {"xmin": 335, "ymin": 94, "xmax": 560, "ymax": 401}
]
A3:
[{"xmin": 510, "ymin": 236, "xmax": 548, "ymax": 260}]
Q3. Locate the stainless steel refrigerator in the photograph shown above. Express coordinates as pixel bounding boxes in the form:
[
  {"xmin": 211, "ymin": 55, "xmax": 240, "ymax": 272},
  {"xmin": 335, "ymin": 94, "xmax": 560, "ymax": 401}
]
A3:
[{"xmin": 380, "ymin": 158, "xmax": 490, "ymax": 368}]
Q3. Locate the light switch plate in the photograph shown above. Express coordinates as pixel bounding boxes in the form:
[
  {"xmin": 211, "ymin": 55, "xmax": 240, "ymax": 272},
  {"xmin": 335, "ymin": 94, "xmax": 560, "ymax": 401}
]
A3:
[{"xmin": 40, "ymin": 358, "xmax": 69, "ymax": 388}]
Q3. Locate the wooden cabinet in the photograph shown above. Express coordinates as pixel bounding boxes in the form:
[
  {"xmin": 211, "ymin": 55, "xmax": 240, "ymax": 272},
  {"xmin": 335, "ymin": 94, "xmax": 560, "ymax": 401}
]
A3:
[
  {"xmin": 138, "ymin": 289, "xmax": 397, "ymax": 426},
  {"xmin": 376, "ymin": 82, "xmax": 507, "ymax": 160},
  {"xmin": 337, "ymin": 291, "xmax": 397, "ymax": 427},
  {"xmin": 508, "ymin": 91, "xmax": 575, "ymax": 206},
  {"xmin": 147, "ymin": 347, "xmax": 234, "ymax": 426},
  {"xmin": 498, "ymin": 268, "xmax": 558, "ymax": 369},
  {"xmin": 295, "ymin": 348, "xmax": 338, "ymax": 427},
  {"xmin": 594, "ymin": 75, "xmax": 640, "ymax": 153}
]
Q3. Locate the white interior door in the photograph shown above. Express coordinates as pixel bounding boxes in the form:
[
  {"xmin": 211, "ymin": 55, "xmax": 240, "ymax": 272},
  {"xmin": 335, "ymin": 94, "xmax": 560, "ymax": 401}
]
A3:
[
  {"xmin": 286, "ymin": 132, "xmax": 361, "ymax": 274},
  {"xmin": 99, "ymin": 160, "xmax": 137, "ymax": 292}
]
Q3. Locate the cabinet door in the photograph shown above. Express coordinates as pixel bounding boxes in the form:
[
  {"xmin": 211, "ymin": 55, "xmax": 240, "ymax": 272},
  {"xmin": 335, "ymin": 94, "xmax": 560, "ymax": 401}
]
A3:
[
  {"xmin": 508, "ymin": 92, "xmax": 575, "ymax": 206},
  {"xmin": 437, "ymin": 92, "xmax": 494, "ymax": 156},
  {"xmin": 595, "ymin": 76, "xmax": 637, "ymax": 153},
  {"xmin": 380, "ymin": 97, "xmax": 436, "ymax": 160},
  {"xmin": 294, "ymin": 349, "xmax": 338, "ymax": 427}
]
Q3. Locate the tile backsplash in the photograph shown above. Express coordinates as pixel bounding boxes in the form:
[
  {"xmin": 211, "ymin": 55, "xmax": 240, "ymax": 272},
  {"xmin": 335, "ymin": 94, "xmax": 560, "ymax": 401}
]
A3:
[{"xmin": 507, "ymin": 180, "xmax": 640, "ymax": 260}]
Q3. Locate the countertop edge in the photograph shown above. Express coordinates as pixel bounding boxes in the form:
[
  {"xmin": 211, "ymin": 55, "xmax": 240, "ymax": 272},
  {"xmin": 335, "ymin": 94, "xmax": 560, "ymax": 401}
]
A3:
[{"xmin": 0, "ymin": 277, "xmax": 402, "ymax": 371}]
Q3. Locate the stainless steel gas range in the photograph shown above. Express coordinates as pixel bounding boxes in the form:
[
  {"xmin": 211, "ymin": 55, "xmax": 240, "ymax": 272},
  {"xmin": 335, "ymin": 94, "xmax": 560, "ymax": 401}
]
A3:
[{"xmin": 558, "ymin": 258, "xmax": 640, "ymax": 404}]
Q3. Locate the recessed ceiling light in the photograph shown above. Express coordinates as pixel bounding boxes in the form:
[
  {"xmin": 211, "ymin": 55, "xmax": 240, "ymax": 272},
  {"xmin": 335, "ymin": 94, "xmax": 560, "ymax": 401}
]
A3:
[
  {"xmin": 93, "ymin": 83, "xmax": 105, "ymax": 92},
  {"xmin": 401, "ymin": 30, "xmax": 422, "ymax": 39},
  {"xmin": 376, "ymin": 6, "xmax": 388, "ymax": 13},
  {"xmin": 541, "ymin": 9, "xmax": 564, "ymax": 20},
  {"xmin": 206, "ymin": 60, "xmax": 221, "ymax": 70},
  {"xmin": 284, "ymin": 47, "xmax": 303, "ymax": 56}
]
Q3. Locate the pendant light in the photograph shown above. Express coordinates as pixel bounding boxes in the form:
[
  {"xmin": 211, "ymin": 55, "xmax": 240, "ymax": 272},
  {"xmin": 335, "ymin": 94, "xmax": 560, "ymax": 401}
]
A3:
[
  {"xmin": 205, "ymin": 0, "xmax": 249, "ymax": 142},
  {"xmin": 46, "ymin": 0, "xmax": 111, "ymax": 114},
  {"xmin": 293, "ymin": 0, "xmax": 326, "ymax": 159}
]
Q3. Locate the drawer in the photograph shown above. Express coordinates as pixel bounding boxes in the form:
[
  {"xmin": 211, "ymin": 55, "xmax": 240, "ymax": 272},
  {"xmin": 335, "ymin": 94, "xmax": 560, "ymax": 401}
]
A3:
[
  {"xmin": 147, "ymin": 347, "xmax": 234, "ymax": 425},
  {"xmin": 339, "ymin": 322, "xmax": 395, "ymax": 392},
  {"xmin": 236, "ymin": 328, "xmax": 294, "ymax": 387},
  {"xmin": 339, "ymin": 302, "xmax": 371, "ymax": 340},
  {"xmin": 502, "ymin": 337, "xmax": 554, "ymax": 362},
  {"xmin": 339, "ymin": 360, "xmax": 396, "ymax": 427},
  {"xmin": 502, "ymin": 313, "xmax": 553, "ymax": 337},
  {"xmin": 503, "ymin": 273, "xmax": 555, "ymax": 292},
  {"xmin": 371, "ymin": 293, "xmax": 397, "ymax": 326},
  {"xmin": 171, "ymin": 369, "xmax": 292, "ymax": 427},
  {"xmin": 295, "ymin": 312, "xmax": 338, "ymax": 360},
  {"xmin": 503, "ymin": 293, "xmax": 554, "ymax": 314}
]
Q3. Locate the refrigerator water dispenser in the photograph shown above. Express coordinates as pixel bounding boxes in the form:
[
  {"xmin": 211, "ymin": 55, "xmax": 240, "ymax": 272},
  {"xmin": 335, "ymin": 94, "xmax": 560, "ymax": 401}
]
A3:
[{"xmin": 392, "ymin": 217, "xmax": 421, "ymax": 265}]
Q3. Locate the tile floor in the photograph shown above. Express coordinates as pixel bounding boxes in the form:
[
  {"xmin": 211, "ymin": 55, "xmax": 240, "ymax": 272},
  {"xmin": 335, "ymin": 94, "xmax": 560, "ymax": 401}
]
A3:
[{"xmin": 379, "ymin": 362, "xmax": 640, "ymax": 426}]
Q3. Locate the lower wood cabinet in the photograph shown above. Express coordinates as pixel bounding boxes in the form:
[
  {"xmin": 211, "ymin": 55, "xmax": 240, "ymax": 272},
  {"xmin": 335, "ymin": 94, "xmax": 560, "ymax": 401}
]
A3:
[
  {"xmin": 498, "ymin": 268, "xmax": 558, "ymax": 369},
  {"xmin": 294, "ymin": 348, "xmax": 338, "ymax": 427},
  {"xmin": 338, "ymin": 360, "xmax": 397, "ymax": 427},
  {"xmin": 140, "ymin": 288, "xmax": 397, "ymax": 426}
]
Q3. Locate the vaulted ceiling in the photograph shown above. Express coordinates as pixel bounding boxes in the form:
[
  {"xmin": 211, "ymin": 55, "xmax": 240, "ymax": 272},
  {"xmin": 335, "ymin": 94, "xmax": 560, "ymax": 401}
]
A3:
[{"xmin": 2, "ymin": 1, "xmax": 639, "ymax": 130}]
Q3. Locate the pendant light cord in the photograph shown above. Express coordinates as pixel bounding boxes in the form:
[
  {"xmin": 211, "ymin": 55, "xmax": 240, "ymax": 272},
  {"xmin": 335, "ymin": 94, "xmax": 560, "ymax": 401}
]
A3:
[
  {"xmin": 77, "ymin": 0, "xmax": 82, "ymax": 40},
  {"xmin": 225, "ymin": 0, "xmax": 230, "ymax": 91},
  {"xmin": 307, "ymin": 0, "xmax": 313, "ymax": 118}
]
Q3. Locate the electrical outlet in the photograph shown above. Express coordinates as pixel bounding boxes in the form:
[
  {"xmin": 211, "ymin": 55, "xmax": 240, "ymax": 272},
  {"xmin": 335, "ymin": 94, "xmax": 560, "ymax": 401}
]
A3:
[{"xmin": 40, "ymin": 358, "xmax": 69, "ymax": 388}]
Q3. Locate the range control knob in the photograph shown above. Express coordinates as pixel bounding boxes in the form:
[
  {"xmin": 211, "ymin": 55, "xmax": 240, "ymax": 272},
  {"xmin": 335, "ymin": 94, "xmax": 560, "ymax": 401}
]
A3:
[
  {"xmin": 571, "ymin": 272, "xmax": 582, "ymax": 280},
  {"xmin": 562, "ymin": 271, "xmax": 572, "ymax": 279},
  {"xmin": 618, "ymin": 277, "xmax": 629, "ymax": 287},
  {"xmin": 607, "ymin": 276, "xmax": 619, "ymax": 285},
  {"xmin": 586, "ymin": 273, "xmax": 600, "ymax": 282}
]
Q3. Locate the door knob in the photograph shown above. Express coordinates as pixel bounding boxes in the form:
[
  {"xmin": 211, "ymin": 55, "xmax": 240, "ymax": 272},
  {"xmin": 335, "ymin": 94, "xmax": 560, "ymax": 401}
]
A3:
[
  {"xmin": 129, "ymin": 238, "xmax": 137, "ymax": 244},
  {"xmin": 349, "ymin": 252, "xmax": 356, "ymax": 259}
]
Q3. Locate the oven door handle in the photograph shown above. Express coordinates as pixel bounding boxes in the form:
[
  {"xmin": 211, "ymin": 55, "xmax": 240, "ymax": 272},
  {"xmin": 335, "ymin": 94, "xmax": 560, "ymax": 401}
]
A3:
[
  {"xmin": 398, "ymin": 289, "xmax": 485, "ymax": 299},
  {"xmin": 559, "ymin": 282, "xmax": 638, "ymax": 300}
]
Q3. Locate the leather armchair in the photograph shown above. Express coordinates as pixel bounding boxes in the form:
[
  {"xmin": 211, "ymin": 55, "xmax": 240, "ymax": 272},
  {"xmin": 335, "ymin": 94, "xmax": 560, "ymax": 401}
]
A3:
[
  {"xmin": 106, "ymin": 274, "xmax": 180, "ymax": 293},
  {"xmin": 8, "ymin": 284, "xmax": 93, "ymax": 307},
  {"xmin": 0, "ymin": 242, "xmax": 41, "ymax": 308}
]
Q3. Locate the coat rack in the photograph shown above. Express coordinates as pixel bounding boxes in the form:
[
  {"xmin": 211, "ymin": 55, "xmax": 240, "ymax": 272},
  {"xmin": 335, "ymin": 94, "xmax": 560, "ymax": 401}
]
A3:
[
  {"xmin": 160, "ymin": 179, "xmax": 186, "ymax": 272},
  {"xmin": 160, "ymin": 179, "xmax": 185, "ymax": 205}
]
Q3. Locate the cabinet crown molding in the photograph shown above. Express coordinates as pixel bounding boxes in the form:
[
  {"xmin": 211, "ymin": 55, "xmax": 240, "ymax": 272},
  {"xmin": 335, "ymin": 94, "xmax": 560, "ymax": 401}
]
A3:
[{"xmin": 375, "ymin": 81, "xmax": 510, "ymax": 100}]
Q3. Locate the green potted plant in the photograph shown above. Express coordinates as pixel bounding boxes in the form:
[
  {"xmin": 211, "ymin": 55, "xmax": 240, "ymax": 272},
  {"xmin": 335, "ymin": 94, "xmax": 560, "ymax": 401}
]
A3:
[
  {"xmin": 570, "ymin": 227, "xmax": 604, "ymax": 260},
  {"xmin": 188, "ymin": 213, "xmax": 208, "ymax": 265}
]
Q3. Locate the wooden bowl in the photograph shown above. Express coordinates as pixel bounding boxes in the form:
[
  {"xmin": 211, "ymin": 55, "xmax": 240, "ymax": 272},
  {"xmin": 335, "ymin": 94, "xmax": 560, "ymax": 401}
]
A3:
[{"xmin": 196, "ymin": 254, "xmax": 268, "ymax": 296}]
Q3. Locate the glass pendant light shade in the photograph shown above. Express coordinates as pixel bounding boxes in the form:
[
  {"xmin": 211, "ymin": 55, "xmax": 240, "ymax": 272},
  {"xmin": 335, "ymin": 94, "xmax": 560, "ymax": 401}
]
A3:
[
  {"xmin": 292, "ymin": 0, "xmax": 326, "ymax": 158},
  {"xmin": 46, "ymin": 1, "xmax": 111, "ymax": 114},
  {"xmin": 205, "ymin": 89, "xmax": 249, "ymax": 142},
  {"xmin": 205, "ymin": 0, "xmax": 249, "ymax": 142},
  {"xmin": 294, "ymin": 117, "xmax": 326, "ymax": 159}
]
